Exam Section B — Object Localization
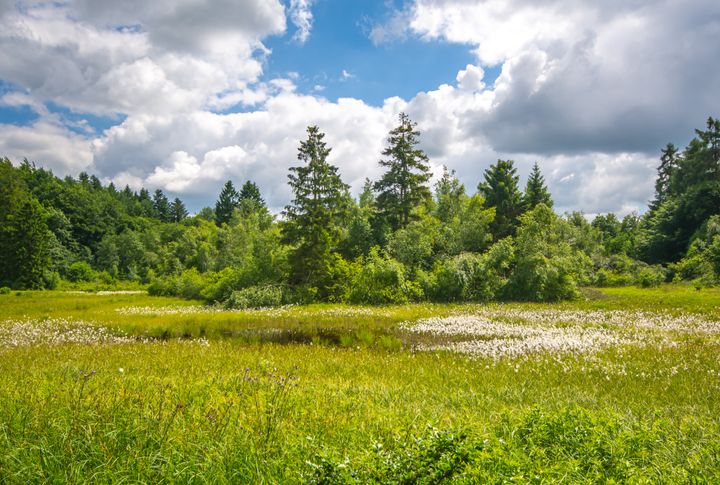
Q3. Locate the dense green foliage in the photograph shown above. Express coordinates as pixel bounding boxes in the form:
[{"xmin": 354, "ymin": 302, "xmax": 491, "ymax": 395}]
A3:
[{"xmin": 1, "ymin": 116, "xmax": 718, "ymax": 299}]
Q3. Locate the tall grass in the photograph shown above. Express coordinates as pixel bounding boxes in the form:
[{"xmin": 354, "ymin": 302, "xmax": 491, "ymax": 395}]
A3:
[{"xmin": 1, "ymin": 285, "xmax": 719, "ymax": 481}]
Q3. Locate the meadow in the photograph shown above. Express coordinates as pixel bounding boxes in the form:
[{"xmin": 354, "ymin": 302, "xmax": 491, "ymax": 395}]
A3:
[{"xmin": 1, "ymin": 286, "xmax": 720, "ymax": 483}]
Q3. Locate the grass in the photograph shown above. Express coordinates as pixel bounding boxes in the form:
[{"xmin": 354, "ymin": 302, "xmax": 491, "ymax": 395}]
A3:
[{"xmin": 1, "ymin": 285, "xmax": 720, "ymax": 482}]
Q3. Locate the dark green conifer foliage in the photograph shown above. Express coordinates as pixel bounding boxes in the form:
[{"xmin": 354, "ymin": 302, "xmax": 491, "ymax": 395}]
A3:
[
  {"xmin": 523, "ymin": 162, "xmax": 553, "ymax": 210},
  {"xmin": 283, "ymin": 126, "xmax": 350, "ymax": 290},
  {"xmin": 650, "ymin": 143, "xmax": 679, "ymax": 209},
  {"xmin": 374, "ymin": 113, "xmax": 432, "ymax": 230},
  {"xmin": 170, "ymin": 198, "xmax": 188, "ymax": 222},
  {"xmin": 214, "ymin": 180, "xmax": 239, "ymax": 226},
  {"xmin": 0, "ymin": 158, "xmax": 52, "ymax": 288},
  {"xmin": 152, "ymin": 189, "xmax": 171, "ymax": 222},
  {"xmin": 238, "ymin": 180, "xmax": 267, "ymax": 216},
  {"xmin": 238, "ymin": 181, "xmax": 264, "ymax": 206},
  {"xmin": 478, "ymin": 159, "xmax": 523, "ymax": 240},
  {"xmin": 641, "ymin": 117, "xmax": 720, "ymax": 263}
]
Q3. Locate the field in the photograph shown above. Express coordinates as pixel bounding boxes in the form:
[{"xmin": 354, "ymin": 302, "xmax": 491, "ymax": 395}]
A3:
[{"xmin": 2, "ymin": 286, "xmax": 720, "ymax": 483}]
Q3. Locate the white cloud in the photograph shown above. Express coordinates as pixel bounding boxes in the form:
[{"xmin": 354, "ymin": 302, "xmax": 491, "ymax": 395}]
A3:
[
  {"xmin": 0, "ymin": 1, "xmax": 285, "ymax": 116},
  {"xmin": 1, "ymin": 0, "xmax": 718, "ymax": 217},
  {"xmin": 289, "ymin": 0, "xmax": 314, "ymax": 44},
  {"xmin": 0, "ymin": 121, "xmax": 93, "ymax": 174}
]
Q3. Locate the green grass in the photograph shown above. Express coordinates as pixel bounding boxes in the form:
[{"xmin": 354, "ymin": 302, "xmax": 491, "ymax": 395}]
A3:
[{"xmin": 1, "ymin": 285, "xmax": 720, "ymax": 482}]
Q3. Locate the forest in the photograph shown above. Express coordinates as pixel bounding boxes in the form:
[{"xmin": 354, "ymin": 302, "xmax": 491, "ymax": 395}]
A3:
[{"xmin": 1, "ymin": 114, "xmax": 719, "ymax": 306}]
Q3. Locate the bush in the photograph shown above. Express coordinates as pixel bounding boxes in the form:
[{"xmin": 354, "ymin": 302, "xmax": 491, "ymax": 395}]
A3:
[
  {"xmin": 636, "ymin": 265, "xmax": 666, "ymax": 288},
  {"xmin": 65, "ymin": 261, "xmax": 97, "ymax": 282},
  {"xmin": 423, "ymin": 242, "xmax": 515, "ymax": 303},
  {"xmin": 148, "ymin": 268, "xmax": 210, "ymax": 300},
  {"xmin": 505, "ymin": 205, "xmax": 589, "ymax": 301},
  {"xmin": 0, "ymin": 286, "xmax": 10, "ymax": 294},
  {"xmin": 224, "ymin": 285, "xmax": 285, "ymax": 309},
  {"xmin": 348, "ymin": 248, "xmax": 422, "ymax": 304}
]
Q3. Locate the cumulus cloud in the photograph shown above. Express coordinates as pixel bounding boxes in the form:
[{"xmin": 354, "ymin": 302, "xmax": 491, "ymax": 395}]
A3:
[
  {"xmin": 385, "ymin": 0, "xmax": 720, "ymax": 156},
  {"xmin": 0, "ymin": 121, "xmax": 93, "ymax": 174},
  {"xmin": 0, "ymin": 1, "xmax": 285, "ymax": 116},
  {"xmin": 1, "ymin": 0, "xmax": 718, "ymax": 216}
]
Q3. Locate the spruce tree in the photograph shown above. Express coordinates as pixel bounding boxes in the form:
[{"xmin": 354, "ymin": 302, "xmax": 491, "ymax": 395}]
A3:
[
  {"xmin": 239, "ymin": 181, "xmax": 264, "ymax": 205},
  {"xmin": 374, "ymin": 113, "xmax": 432, "ymax": 230},
  {"xmin": 238, "ymin": 180, "xmax": 266, "ymax": 215},
  {"xmin": 170, "ymin": 197, "xmax": 188, "ymax": 222},
  {"xmin": 523, "ymin": 162, "xmax": 553, "ymax": 210},
  {"xmin": 152, "ymin": 189, "xmax": 171, "ymax": 222},
  {"xmin": 214, "ymin": 180, "xmax": 239, "ymax": 226},
  {"xmin": 283, "ymin": 125, "xmax": 350, "ymax": 290},
  {"xmin": 478, "ymin": 159, "xmax": 523, "ymax": 240},
  {"xmin": 649, "ymin": 143, "xmax": 679, "ymax": 210}
]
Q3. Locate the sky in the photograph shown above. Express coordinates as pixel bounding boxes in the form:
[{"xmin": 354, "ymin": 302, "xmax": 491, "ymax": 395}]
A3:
[{"xmin": 0, "ymin": 0, "xmax": 718, "ymax": 216}]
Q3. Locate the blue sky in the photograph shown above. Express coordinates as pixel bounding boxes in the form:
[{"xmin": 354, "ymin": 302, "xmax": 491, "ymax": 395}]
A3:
[
  {"xmin": 0, "ymin": 0, "xmax": 717, "ymax": 215},
  {"xmin": 263, "ymin": 0, "xmax": 493, "ymax": 107}
]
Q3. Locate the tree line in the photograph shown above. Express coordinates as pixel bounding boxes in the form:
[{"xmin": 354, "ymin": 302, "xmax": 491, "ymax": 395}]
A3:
[{"xmin": 1, "ymin": 114, "xmax": 718, "ymax": 304}]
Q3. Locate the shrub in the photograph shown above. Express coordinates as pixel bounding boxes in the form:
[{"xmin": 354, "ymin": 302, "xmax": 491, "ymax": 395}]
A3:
[
  {"xmin": 635, "ymin": 265, "xmax": 666, "ymax": 288},
  {"xmin": 505, "ymin": 205, "xmax": 589, "ymax": 301},
  {"xmin": 65, "ymin": 261, "xmax": 97, "ymax": 283},
  {"xmin": 225, "ymin": 285, "xmax": 285, "ymax": 309},
  {"xmin": 148, "ymin": 269, "xmax": 211, "ymax": 300},
  {"xmin": 0, "ymin": 286, "xmax": 10, "ymax": 294},
  {"xmin": 348, "ymin": 247, "xmax": 422, "ymax": 304}
]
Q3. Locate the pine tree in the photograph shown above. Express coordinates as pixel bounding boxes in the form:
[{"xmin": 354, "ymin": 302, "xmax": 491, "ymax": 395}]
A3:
[
  {"xmin": 523, "ymin": 162, "xmax": 553, "ymax": 210},
  {"xmin": 170, "ymin": 198, "xmax": 188, "ymax": 222},
  {"xmin": 152, "ymin": 189, "xmax": 171, "ymax": 222},
  {"xmin": 214, "ymin": 180, "xmax": 239, "ymax": 226},
  {"xmin": 374, "ymin": 113, "xmax": 432, "ymax": 230},
  {"xmin": 478, "ymin": 159, "xmax": 523, "ymax": 240},
  {"xmin": 283, "ymin": 125, "xmax": 350, "ymax": 289}
]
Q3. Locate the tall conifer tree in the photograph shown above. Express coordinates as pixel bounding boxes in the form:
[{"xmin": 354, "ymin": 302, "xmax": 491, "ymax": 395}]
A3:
[
  {"xmin": 478, "ymin": 159, "xmax": 523, "ymax": 240},
  {"xmin": 170, "ymin": 198, "xmax": 188, "ymax": 222},
  {"xmin": 283, "ymin": 126, "xmax": 350, "ymax": 290},
  {"xmin": 152, "ymin": 189, "xmax": 171, "ymax": 222},
  {"xmin": 523, "ymin": 162, "xmax": 553, "ymax": 210},
  {"xmin": 374, "ymin": 113, "xmax": 432, "ymax": 230},
  {"xmin": 214, "ymin": 180, "xmax": 239, "ymax": 226}
]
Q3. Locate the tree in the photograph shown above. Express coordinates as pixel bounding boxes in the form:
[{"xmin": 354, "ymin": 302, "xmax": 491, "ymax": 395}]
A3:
[
  {"xmin": 153, "ymin": 189, "xmax": 171, "ymax": 222},
  {"xmin": 0, "ymin": 158, "xmax": 52, "ymax": 288},
  {"xmin": 238, "ymin": 181, "xmax": 264, "ymax": 207},
  {"xmin": 640, "ymin": 117, "xmax": 720, "ymax": 263},
  {"xmin": 374, "ymin": 113, "xmax": 432, "ymax": 230},
  {"xmin": 214, "ymin": 180, "xmax": 239, "ymax": 226},
  {"xmin": 238, "ymin": 180, "xmax": 269, "ymax": 220},
  {"xmin": 507, "ymin": 204, "xmax": 591, "ymax": 301},
  {"xmin": 523, "ymin": 162, "xmax": 553, "ymax": 210},
  {"xmin": 434, "ymin": 166, "xmax": 465, "ymax": 223},
  {"xmin": 650, "ymin": 143, "xmax": 679, "ymax": 210},
  {"xmin": 170, "ymin": 198, "xmax": 188, "ymax": 222},
  {"xmin": 283, "ymin": 125, "xmax": 351, "ymax": 295},
  {"xmin": 478, "ymin": 159, "xmax": 523, "ymax": 240}
]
